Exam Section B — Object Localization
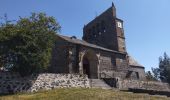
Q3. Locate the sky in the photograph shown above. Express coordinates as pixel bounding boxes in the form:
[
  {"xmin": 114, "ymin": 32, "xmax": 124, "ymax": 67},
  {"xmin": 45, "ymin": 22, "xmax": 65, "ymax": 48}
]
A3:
[{"xmin": 0, "ymin": 0, "xmax": 170, "ymax": 71}]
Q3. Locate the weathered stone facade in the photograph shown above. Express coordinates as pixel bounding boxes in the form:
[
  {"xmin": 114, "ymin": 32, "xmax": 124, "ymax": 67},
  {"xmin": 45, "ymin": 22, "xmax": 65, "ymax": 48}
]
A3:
[{"xmin": 49, "ymin": 3, "xmax": 146, "ymax": 81}]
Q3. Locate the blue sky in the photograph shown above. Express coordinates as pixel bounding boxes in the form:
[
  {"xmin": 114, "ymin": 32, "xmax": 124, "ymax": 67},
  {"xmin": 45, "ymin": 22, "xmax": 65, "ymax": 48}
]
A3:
[{"xmin": 1, "ymin": 0, "xmax": 170, "ymax": 71}]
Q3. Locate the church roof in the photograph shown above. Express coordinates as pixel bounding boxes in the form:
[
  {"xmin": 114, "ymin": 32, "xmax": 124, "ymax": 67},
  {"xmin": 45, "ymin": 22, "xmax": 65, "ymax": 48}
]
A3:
[
  {"xmin": 56, "ymin": 34, "xmax": 125, "ymax": 54},
  {"xmin": 128, "ymin": 55, "xmax": 144, "ymax": 68}
]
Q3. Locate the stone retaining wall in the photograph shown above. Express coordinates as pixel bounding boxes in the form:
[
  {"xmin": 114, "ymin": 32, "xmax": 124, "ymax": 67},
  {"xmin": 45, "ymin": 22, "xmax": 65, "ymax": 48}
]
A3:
[
  {"xmin": 1, "ymin": 72, "xmax": 170, "ymax": 95},
  {"xmin": 118, "ymin": 79, "xmax": 170, "ymax": 92},
  {"xmin": 0, "ymin": 72, "xmax": 90, "ymax": 94}
]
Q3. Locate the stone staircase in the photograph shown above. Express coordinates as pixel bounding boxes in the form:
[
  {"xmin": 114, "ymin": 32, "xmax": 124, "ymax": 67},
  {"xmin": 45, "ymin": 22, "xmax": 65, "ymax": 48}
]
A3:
[{"xmin": 90, "ymin": 79, "xmax": 112, "ymax": 90}]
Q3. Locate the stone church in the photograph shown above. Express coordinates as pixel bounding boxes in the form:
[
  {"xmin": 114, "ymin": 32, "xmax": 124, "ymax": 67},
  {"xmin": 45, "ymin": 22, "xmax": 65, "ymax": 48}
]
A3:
[
  {"xmin": 1, "ymin": 3, "xmax": 170, "ymax": 95},
  {"xmin": 49, "ymin": 3, "xmax": 146, "ymax": 81}
]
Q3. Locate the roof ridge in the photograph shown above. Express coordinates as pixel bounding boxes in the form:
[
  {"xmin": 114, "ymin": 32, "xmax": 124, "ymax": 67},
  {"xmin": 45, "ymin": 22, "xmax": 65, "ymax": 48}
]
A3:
[{"xmin": 56, "ymin": 34, "xmax": 126, "ymax": 54}]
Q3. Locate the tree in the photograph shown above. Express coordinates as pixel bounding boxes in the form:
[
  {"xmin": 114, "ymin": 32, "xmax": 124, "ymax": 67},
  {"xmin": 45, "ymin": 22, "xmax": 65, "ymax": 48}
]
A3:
[
  {"xmin": 152, "ymin": 53, "xmax": 170, "ymax": 83},
  {"xmin": 0, "ymin": 13, "xmax": 61, "ymax": 76},
  {"xmin": 159, "ymin": 53, "xmax": 170, "ymax": 83},
  {"xmin": 145, "ymin": 71, "xmax": 157, "ymax": 81},
  {"xmin": 151, "ymin": 67, "xmax": 160, "ymax": 81}
]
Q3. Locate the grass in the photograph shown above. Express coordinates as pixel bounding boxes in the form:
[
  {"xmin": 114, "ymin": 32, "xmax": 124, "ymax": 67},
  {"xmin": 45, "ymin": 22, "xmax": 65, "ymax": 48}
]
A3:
[{"xmin": 0, "ymin": 88, "xmax": 170, "ymax": 100}]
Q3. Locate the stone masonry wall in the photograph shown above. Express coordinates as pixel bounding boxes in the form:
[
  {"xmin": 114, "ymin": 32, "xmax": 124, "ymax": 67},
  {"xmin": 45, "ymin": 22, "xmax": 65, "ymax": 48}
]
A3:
[
  {"xmin": 118, "ymin": 79, "xmax": 170, "ymax": 92},
  {"xmin": 49, "ymin": 38, "xmax": 69, "ymax": 73},
  {"xmin": 0, "ymin": 72, "xmax": 90, "ymax": 94}
]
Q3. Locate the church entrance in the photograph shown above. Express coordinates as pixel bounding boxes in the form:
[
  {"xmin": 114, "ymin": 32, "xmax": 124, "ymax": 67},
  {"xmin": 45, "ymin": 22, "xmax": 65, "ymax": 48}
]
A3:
[
  {"xmin": 82, "ymin": 50, "xmax": 98, "ymax": 79},
  {"xmin": 83, "ymin": 57, "xmax": 90, "ymax": 77}
]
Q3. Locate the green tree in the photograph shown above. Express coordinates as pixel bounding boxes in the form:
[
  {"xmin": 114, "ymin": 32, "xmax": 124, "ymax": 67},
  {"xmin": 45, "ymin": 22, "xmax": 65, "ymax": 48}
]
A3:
[
  {"xmin": 152, "ymin": 53, "xmax": 170, "ymax": 83},
  {"xmin": 145, "ymin": 71, "xmax": 157, "ymax": 81},
  {"xmin": 151, "ymin": 67, "xmax": 160, "ymax": 80},
  {"xmin": 0, "ymin": 13, "xmax": 61, "ymax": 76},
  {"xmin": 159, "ymin": 53, "xmax": 170, "ymax": 83}
]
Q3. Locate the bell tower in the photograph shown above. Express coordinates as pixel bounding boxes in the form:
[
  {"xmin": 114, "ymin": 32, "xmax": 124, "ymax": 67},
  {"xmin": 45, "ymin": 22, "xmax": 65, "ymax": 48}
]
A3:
[
  {"xmin": 114, "ymin": 18, "xmax": 126, "ymax": 52},
  {"xmin": 83, "ymin": 2, "xmax": 126, "ymax": 53}
]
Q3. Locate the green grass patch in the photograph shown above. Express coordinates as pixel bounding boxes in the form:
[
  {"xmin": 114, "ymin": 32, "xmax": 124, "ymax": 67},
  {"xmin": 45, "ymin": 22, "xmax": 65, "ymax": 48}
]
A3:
[{"xmin": 0, "ymin": 88, "xmax": 170, "ymax": 100}]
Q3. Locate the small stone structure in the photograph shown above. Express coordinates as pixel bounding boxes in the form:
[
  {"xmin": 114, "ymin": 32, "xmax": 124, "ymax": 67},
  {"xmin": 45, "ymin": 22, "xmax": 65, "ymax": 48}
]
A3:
[{"xmin": 0, "ymin": 72, "xmax": 90, "ymax": 94}]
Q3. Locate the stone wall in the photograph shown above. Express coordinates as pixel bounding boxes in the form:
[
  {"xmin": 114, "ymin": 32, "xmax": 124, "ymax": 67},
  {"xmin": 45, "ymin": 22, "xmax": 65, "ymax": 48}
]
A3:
[
  {"xmin": 49, "ymin": 38, "xmax": 69, "ymax": 73},
  {"xmin": 83, "ymin": 6, "xmax": 119, "ymax": 51},
  {"xmin": 129, "ymin": 66, "xmax": 146, "ymax": 81},
  {"xmin": 99, "ymin": 52, "xmax": 115, "ymax": 71},
  {"xmin": 118, "ymin": 79, "xmax": 170, "ymax": 92},
  {"xmin": 0, "ymin": 72, "xmax": 90, "ymax": 94}
]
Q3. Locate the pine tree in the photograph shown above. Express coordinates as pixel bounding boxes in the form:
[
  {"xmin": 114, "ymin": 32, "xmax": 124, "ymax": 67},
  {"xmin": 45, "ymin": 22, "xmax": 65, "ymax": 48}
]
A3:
[{"xmin": 152, "ymin": 53, "xmax": 170, "ymax": 83}]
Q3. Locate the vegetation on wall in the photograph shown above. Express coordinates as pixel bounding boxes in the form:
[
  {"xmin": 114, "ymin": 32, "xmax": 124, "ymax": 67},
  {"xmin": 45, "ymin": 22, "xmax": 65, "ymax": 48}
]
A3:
[{"xmin": 0, "ymin": 13, "xmax": 61, "ymax": 76}]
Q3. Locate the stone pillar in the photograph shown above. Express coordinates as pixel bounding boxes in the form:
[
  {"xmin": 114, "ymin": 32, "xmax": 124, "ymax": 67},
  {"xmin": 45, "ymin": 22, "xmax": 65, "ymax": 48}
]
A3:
[
  {"xmin": 97, "ymin": 53, "xmax": 100, "ymax": 78},
  {"xmin": 79, "ymin": 51, "xmax": 84, "ymax": 75},
  {"xmin": 69, "ymin": 49, "xmax": 73, "ymax": 73},
  {"xmin": 68, "ymin": 46, "xmax": 77, "ymax": 73},
  {"xmin": 79, "ymin": 61, "xmax": 83, "ymax": 75},
  {"xmin": 69, "ymin": 63, "xmax": 73, "ymax": 73}
]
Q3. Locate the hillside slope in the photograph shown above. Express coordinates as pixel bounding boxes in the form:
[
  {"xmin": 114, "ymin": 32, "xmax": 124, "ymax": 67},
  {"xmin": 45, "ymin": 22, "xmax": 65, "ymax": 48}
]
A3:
[{"xmin": 0, "ymin": 88, "xmax": 170, "ymax": 100}]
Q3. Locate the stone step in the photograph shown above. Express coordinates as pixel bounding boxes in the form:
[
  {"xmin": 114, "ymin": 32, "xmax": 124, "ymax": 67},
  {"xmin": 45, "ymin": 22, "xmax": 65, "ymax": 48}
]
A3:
[{"xmin": 90, "ymin": 79, "xmax": 112, "ymax": 90}]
